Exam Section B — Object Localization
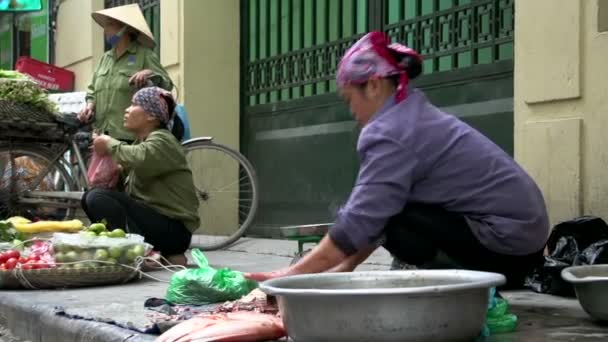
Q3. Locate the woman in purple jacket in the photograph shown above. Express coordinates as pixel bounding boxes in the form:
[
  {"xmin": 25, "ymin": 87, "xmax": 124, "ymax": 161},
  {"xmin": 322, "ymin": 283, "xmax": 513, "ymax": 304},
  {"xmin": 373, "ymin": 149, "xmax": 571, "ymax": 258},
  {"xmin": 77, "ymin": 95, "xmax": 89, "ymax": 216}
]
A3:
[{"xmin": 247, "ymin": 32, "xmax": 549, "ymax": 288}]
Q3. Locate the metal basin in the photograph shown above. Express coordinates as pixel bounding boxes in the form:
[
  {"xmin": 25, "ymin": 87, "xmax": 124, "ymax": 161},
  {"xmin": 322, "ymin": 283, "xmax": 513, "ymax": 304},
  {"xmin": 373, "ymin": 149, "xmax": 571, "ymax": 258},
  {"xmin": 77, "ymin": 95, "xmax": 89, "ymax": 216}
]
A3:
[
  {"xmin": 260, "ymin": 270, "xmax": 505, "ymax": 342},
  {"xmin": 562, "ymin": 265, "xmax": 608, "ymax": 321}
]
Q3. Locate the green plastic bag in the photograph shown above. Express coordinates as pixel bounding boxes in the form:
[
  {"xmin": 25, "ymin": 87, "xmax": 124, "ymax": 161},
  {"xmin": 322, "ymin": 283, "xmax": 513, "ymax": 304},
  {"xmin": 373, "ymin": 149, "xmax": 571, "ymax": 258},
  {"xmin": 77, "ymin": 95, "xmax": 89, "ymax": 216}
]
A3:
[
  {"xmin": 479, "ymin": 288, "xmax": 518, "ymax": 339},
  {"xmin": 165, "ymin": 249, "xmax": 258, "ymax": 305}
]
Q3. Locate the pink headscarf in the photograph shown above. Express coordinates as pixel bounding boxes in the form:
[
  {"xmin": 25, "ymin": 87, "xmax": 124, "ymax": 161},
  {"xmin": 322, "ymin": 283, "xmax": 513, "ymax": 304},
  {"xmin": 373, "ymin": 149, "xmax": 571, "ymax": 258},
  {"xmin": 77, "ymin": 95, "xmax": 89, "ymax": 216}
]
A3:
[{"xmin": 336, "ymin": 31, "xmax": 422, "ymax": 103}]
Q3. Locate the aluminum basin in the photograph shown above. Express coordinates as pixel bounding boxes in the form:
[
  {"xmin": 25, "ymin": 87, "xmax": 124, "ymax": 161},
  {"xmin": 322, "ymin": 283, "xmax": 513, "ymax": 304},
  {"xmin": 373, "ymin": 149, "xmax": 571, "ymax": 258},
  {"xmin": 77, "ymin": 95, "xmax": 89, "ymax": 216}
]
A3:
[
  {"xmin": 562, "ymin": 265, "xmax": 608, "ymax": 321},
  {"xmin": 260, "ymin": 270, "xmax": 505, "ymax": 342}
]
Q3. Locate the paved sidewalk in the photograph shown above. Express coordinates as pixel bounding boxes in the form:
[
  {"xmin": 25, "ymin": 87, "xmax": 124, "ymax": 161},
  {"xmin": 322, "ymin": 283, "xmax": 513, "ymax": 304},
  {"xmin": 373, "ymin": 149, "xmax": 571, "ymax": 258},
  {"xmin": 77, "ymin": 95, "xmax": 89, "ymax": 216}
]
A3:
[{"xmin": 0, "ymin": 237, "xmax": 606, "ymax": 342}]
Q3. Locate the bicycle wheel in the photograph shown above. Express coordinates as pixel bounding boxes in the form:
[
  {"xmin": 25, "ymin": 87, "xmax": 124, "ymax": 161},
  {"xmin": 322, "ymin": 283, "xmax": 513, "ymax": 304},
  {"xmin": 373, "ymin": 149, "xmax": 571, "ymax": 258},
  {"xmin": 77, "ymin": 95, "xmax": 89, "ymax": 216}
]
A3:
[
  {"xmin": 0, "ymin": 144, "xmax": 77, "ymax": 220},
  {"xmin": 183, "ymin": 140, "xmax": 259, "ymax": 250}
]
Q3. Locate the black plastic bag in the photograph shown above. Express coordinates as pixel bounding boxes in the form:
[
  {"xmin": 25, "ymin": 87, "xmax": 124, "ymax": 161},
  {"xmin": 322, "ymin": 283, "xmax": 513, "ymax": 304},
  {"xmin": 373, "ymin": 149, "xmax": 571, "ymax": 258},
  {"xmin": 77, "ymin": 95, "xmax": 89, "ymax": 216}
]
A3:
[
  {"xmin": 525, "ymin": 216, "xmax": 608, "ymax": 296},
  {"xmin": 525, "ymin": 236, "xmax": 578, "ymax": 296},
  {"xmin": 547, "ymin": 216, "xmax": 608, "ymax": 252},
  {"xmin": 575, "ymin": 239, "xmax": 608, "ymax": 265}
]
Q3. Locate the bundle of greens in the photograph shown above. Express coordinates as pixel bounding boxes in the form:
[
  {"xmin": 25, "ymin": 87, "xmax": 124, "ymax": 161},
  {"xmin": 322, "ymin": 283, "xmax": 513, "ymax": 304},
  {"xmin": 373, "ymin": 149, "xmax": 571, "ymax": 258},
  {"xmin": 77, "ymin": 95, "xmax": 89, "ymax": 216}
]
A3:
[
  {"xmin": 0, "ymin": 220, "xmax": 25, "ymax": 243},
  {"xmin": 0, "ymin": 70, "xmax": 57, "ymax": 114}
]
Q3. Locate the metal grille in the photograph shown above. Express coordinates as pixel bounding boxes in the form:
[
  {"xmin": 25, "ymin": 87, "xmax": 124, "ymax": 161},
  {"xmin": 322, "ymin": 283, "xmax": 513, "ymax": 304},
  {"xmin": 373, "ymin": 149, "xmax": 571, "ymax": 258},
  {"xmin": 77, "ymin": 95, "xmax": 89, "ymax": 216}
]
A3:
[
  {"xmin": 104, "ymin": 0, "xmax": 159, "ymax": 10},
  {"xmin": 384, "ymin": 0, "xmax": 514, "ymax": 74},
  {"xmin": 244, "ymin": 0, "xmax": 514, "ymax": 105}
]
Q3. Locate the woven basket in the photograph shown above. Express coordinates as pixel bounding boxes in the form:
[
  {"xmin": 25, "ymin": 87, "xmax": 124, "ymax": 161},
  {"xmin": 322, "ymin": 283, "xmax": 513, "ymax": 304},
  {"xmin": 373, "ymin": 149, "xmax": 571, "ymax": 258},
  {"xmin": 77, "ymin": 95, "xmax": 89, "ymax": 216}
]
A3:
[
  {"xmin": 0, "ymin": 270, "xmax": 22, "ymax": 289},
  {"xmin": 2, "ymin": 264, "xmax": 140, "ymax": 290},
  {"xmin": 0, "ymin": 100, "xmax": 66, "ymax": 141}
]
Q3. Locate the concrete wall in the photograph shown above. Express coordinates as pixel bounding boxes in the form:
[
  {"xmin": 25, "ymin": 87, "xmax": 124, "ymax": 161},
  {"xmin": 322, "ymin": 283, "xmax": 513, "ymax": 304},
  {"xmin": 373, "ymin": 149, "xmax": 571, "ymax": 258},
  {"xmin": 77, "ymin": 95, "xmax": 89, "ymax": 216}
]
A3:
[
  {"xmin": 515, "ymin": 0, "xmax": 608, "ymax": 226},
  {"xmin": 54, "ymin": 0, "xmax": 104, "ymax": 91},
  {"xmin": 181, "ymin": 0, "xmax": 240, "ymax": 149}
]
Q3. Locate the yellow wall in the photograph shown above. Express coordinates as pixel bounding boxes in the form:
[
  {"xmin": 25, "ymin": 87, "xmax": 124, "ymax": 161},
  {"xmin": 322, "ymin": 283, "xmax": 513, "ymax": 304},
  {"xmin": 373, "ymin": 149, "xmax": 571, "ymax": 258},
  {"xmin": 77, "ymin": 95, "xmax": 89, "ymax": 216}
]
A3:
[
  {"xmin": 515, "ymin": 0, "xmax": 608, "ymax": 226},
  {"xmin": 181, "ymin": 0, "xmax": 240, "ymax": 149},
  {"xmin": 54, "ymin": 0, "xmax": 104, "ymax": 91}
]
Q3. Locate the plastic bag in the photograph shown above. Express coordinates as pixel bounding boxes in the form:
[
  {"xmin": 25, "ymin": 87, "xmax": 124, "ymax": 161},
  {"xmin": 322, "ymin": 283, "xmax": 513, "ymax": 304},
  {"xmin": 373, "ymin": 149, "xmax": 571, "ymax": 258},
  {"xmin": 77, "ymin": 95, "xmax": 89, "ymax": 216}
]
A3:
[
  {"xmin": 51, "ymin": 232, "xmax": 152, "ymax": 266},
  {"xmin": 479, "ymin": 288, "xmax": 518, "ymax": 338},
  {"xmin": 87, "ymin": 152, "xmax": 119, "ymax": 189},
  {"xmin": 525, "ymin": 216, "xmax": 608, "ymax": 296},
  {"xmin": 166, "ymin": 249, "xmax": 258, "ymax": 305}
]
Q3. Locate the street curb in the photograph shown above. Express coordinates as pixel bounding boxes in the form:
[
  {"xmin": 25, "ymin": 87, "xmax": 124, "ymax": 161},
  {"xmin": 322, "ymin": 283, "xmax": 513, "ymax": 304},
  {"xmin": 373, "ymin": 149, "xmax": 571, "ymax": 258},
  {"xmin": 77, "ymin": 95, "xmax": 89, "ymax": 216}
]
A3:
[{"xmin": 0, "ymin": 295, "xmax": 155, "ymax": 342}]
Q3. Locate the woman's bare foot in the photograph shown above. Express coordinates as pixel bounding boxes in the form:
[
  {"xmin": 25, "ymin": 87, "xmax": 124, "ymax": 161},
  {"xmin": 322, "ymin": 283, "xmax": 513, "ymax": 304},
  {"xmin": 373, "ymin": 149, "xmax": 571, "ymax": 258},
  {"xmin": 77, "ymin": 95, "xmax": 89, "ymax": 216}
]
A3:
[{"xmin": 165, "ymin": 254, "xmax": 187, "ymax": 267}]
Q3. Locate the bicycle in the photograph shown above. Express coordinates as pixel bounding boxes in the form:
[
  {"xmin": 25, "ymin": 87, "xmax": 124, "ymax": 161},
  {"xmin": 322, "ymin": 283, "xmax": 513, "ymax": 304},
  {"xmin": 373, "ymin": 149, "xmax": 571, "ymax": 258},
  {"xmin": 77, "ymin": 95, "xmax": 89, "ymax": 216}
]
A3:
[{"xmin": 0, "ymin": 101, "xmax": 258, "ymax": 251}]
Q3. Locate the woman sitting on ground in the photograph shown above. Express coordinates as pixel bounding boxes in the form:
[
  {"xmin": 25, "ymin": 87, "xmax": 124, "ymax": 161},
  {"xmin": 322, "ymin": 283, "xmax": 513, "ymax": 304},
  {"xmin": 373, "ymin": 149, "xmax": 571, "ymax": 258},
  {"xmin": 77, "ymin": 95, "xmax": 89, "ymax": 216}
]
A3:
[{"xmin": 82, "ymin": 87, "xmax": 199, "ymax": 266}]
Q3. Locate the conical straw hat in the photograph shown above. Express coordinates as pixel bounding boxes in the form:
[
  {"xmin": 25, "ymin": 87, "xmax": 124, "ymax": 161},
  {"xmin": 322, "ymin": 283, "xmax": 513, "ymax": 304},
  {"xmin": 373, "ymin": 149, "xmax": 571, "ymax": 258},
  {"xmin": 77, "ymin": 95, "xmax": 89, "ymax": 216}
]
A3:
[{"xmin": 92, "ymin": 4, "xmax": 155, "ymax": 48}]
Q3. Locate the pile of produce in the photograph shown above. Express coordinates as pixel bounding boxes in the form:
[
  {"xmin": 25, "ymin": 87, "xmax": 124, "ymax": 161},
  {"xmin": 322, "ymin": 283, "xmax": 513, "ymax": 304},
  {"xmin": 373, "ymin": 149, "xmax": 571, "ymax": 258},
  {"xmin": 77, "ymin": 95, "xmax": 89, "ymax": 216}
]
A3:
[
  {"xmin": 52, "ymin": 222, "xmax": 150, "ymax": 268},
  {"xmin": 0, "ymin": 69, "xmax": 58, "ymax": 114},
  {"xmin": 7, "ymin": 216, "xmax": 84, "ymax": 234},
  {"xmin": 0, "ymin": 219, "xmax": 150, "ymax": 271},
  {"xmin": 0, "ymin": 240, "xmax": 53, "ymax": 270}
]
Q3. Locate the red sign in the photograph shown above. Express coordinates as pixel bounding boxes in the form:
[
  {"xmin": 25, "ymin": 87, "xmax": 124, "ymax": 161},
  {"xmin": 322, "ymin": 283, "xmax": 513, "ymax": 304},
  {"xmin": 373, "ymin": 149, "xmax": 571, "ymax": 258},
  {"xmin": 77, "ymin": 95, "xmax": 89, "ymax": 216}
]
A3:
[{"xmin": 15, "ymin": 57, "xmax": 75, "ymax": 92}]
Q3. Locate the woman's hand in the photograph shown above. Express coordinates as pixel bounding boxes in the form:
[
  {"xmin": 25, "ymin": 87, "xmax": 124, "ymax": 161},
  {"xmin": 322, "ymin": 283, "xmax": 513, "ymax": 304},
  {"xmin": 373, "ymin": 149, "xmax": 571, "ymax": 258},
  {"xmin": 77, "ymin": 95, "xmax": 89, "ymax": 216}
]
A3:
[
  {"xmin": 78, "ymin": 102, "xmax": 95, "ymax": 123},
  {"xmin": 129, "ymin": 69, "xmax": 154, "ymax": 88},
  {"xmin": 92, "ymin": 134, "xmax": 112, "ymax": 155},
  {"xmin": 245, "ymin": 236, "xmax": 349, "ymax": 282},
  {"xmin": 244, "ymin": 268, "xmax": 292, "ymax": 282}
]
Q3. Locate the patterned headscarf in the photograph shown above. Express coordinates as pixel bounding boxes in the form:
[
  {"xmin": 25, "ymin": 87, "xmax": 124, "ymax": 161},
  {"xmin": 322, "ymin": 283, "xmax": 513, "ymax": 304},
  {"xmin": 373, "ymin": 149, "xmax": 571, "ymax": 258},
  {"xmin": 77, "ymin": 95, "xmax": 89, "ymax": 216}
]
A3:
[
  {"xmin": 132, "ymin": 87, "xmax": 174, "ymax": 125},
  {"xmin": 336, "ymin": 31, "xmax": 422, "ymax": 103}
]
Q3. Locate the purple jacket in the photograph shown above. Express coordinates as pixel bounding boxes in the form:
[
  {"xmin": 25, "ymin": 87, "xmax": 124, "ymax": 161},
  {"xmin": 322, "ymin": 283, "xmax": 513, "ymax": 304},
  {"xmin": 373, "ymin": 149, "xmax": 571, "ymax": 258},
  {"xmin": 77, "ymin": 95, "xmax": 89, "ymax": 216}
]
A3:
[{"xmin": 329, "ymin": 88, "xmax": 549, "ymax": 256}]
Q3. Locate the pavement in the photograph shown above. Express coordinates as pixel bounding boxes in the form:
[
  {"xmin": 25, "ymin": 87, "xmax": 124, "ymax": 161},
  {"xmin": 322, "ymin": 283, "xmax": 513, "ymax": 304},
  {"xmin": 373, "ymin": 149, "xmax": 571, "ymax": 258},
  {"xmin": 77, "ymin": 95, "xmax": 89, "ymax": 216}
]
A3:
[{"xmin": 0, "ymin": 237, "xmax": 606, "ymax": 342}]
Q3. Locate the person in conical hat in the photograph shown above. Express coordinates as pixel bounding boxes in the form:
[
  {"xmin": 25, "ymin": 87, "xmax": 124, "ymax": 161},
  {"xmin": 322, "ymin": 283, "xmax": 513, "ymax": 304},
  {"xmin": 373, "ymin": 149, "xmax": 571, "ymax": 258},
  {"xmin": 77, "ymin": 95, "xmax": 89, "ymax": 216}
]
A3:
[{"xmin": 79, "ymin": 3, "xmax": 173, "ymax": 143}]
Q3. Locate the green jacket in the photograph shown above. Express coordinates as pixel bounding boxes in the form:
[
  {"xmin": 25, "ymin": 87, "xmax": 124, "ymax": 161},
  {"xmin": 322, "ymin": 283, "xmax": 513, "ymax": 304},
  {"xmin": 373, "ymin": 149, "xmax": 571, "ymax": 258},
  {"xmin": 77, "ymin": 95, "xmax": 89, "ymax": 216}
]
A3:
[
  {"xmin": 86, "ymin": 42, "xmax": 172, "ymax": 141},
  {"xmin": 107, "ymin": 129, "xmax": 200, "ymax": 232}
]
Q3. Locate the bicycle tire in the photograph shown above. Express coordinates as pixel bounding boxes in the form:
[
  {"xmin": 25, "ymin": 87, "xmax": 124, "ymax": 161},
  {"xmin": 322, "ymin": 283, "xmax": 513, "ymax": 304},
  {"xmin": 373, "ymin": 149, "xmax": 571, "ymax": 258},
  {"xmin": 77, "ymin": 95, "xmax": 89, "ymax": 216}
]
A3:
[
  {"xmin": 183, "ymin": 140, "xmax": 259, "ymax": 251},
  {"xmin": 0, "ymin": 143, "xmax": 78, "ymax": 220}
]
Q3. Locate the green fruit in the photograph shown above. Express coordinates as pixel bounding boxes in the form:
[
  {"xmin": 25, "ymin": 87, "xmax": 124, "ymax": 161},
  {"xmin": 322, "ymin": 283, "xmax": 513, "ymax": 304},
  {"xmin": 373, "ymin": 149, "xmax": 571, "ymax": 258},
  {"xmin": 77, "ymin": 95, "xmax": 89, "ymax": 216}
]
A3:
[
  {"xmin": 109, "ymin": 229, "xmax": 126, "ymax": 238},
  {"xmin": 72, "ymin": 262, "xmax": 85, "ymax": 270},
  {"xmin": 79, "ymin": 250, "xmax": 94, "ymax": 261},
  {"xmin": 108, "ymin": 246, "xmax": 122, "ymax": 259},
  {"xmin": 125, "ymin": 249, "xmax": 138, "ymax": 263},
  {"xmin": 94, "ymin": 249, "xmax": 109, "ymax": 261},
  {"xmin": 88, "ymin": 223, "xmax": 106, "ymax": 233},
  {"xmin": 84, "ymin": 231, "xmax": 97, "ymax": 238},
  {"xmin": 12, "ymin": 239, "xmax": 23, "ymax": 250},
  {"xmin": 54, "ymin": 244, "xmax": 68, "ymax": 253},
  {"xmin": 107, "ymin": 258, "xmax": 117, "ymax": 264},
  {"xmin": 65, "ymin": 251, "xmax": 78, "ymax": 262},
  {"xmin": 132, "ymin": 245, "xmax": 145, "ymax": 257},
  {"xmin": 54, "ymin": 252, "xmax": 66, "ymax": 263},
  {"xmin": 99, "ymin": 232, "xmax": 110, "ymax": 237}
]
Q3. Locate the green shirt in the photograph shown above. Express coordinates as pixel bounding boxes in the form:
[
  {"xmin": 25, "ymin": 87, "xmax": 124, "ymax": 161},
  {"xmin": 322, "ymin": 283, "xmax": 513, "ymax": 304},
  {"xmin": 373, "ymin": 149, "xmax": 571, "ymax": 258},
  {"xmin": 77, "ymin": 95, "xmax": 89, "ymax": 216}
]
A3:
[
  {"xmin": 86, "ymin": 42, "xmax": 172, "ymax": 141},
  {"xmin": 107, "ymin": 129, "xmax": 200, "ymax": 232}
]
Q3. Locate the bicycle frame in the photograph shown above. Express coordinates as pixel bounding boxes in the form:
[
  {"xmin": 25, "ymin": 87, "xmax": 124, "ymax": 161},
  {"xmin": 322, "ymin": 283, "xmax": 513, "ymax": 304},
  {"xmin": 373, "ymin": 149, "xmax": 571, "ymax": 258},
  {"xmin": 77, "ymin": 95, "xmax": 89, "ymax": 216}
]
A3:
[
  {"xmin": 18, "ymin": 139, "xmax": 88, "ymax": 208},
  {"xmin": 22, "ymin": 136, "xmax": 215, "ymax": 208}
]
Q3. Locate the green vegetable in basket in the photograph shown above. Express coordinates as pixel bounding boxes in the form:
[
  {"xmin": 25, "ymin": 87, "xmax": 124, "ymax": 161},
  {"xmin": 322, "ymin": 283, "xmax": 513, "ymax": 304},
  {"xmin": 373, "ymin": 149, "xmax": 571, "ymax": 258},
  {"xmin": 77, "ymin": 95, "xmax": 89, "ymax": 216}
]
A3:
[
  {"xmin": 0, "ymin": 76, "xmax": 57, "ymax": 114},
  {"xmin": 0, "ymin": 220, "xmax": 25, "ymax": 243},
  {"xmin": 166, "ymin": 249, "xmax": 258, "ymax": 305},
  {"xmin": 0, "ymin": 70, "xmax": 28, "ymax": 80}
]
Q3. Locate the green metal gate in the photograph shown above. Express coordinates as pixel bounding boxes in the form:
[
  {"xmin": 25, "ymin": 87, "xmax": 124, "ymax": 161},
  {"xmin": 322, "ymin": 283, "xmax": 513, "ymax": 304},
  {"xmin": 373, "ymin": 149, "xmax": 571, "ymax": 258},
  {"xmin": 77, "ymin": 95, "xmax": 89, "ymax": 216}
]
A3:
[{"xmin": 241, "ymin": 0, "xmax": 514, "ymax": 237}]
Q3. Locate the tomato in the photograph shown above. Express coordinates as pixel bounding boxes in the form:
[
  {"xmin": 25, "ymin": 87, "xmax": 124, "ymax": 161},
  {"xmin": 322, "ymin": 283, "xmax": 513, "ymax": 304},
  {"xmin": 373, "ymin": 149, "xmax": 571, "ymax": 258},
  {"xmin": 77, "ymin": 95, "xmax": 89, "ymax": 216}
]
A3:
[
  {"xmin": 0, "ymin": 264, "xmax": 6, "ymax": 271},
  {"xmin": 4, "ymin": 250, "xmax": 20, "ymax": 260},
  {"xmin": 21, "ymin": 263, "xmax": 33, "ymax": 270},
  {"xmin": 4, "ymin": 258, "xmax": 18, "ymax": 270},
  {"xmin": 19, "ymin": 257, "xmax": 28, "ymax": 264},
  {"xmin": 27, "ymin": 255, "xmax": 40, "ymax": 262}
]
